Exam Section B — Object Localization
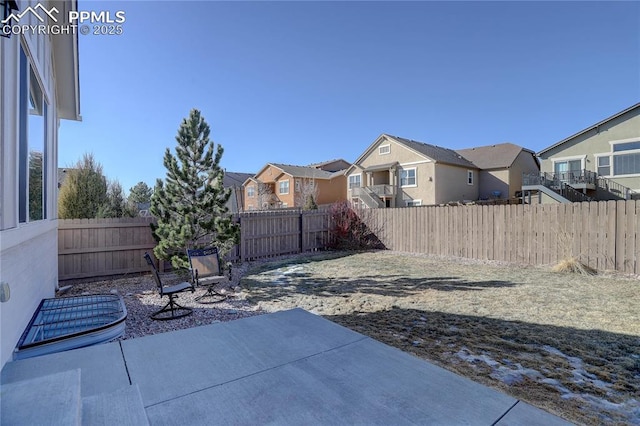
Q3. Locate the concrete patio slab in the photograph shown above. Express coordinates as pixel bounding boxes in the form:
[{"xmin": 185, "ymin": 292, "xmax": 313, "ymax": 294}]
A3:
[
  {"xmin": 145, "ymin": 337, "xmax": 519, "ymax": 425},
  {"xmin": 1, "ymin": 340, "xmax": 129, "ymax": 397},
  {"xmin": 122, "ymin": 308, "xmax": 365, "ymax": 406},
  {"xmin": 0, "ymin": 369, "xmax": 81, "ymax": 425},
  {"xmin": 82, "ymin": 384, "xmax": 149, "ymax": 426},
  {"xmin": 1, "ymin": 308, "xmax": 570, "ymax": 425}
]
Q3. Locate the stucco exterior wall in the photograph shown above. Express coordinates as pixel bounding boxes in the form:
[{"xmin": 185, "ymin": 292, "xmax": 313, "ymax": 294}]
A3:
[
  {"xmin": 358, "ymin": 136, "xmax": 429, "ymax": 168},
  {"xmin": 539, "ymin": 110, "xmax": 640, "ymax": 190},
  {"xmin": 397, "ymin": 162, "xmax": 436, "ymax": 206},
  {"xmin": 508, "ymin": 151, "xmax": 540, "ymax": 197},
  {"xmin": 478, "ymin": 170, "xmax": 510, "ymax": 200},
  {"xmin": 0, "ymin": 18, "xmax": 67, "ymax": 368},
  {"xmin": 434, "ymin": 164, "xmax": 479, "ymax": 204}
]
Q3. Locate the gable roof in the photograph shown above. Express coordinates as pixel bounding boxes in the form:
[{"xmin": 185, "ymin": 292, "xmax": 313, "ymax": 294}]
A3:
[
  {"xmin": 271, "ymin": 163, "xmax": 335, "ymax": 179},
  {"xmin": 538, "ymin": 103, "xmax": 640, "ymax": 156},
  {"xmin": 308, "ymin": 158, "xmax": 351, "ymax": 172},
  {"xmin": 455, "ymin": 143, "xmax": 533, "ymax": 169},
  {"xmin": 223, "ymin": 172, "xmax": 253, "ymax": 188},
  {"xmin": 349, "ymin": 134, "xmax": 476, "ymax": 174},
  {"xmin": 387, "ymin": 135, "xmax": 476, "ymax": 168}
]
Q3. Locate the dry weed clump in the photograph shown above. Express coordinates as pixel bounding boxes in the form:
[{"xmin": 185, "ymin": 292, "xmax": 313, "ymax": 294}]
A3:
[{"xmin": 552, "ymin": 257, "xmax": 597, "ymax": 275}]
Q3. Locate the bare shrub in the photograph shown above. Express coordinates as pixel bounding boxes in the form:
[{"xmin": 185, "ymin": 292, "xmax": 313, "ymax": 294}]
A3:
[{"xmin": 329, "ymin": 201, "xmax": 384, "ymax": 250}]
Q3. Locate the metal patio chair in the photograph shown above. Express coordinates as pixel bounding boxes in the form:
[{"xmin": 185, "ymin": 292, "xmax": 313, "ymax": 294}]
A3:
[
  {"xmin": 144, "ymin": 252, "xmax": 195, "ymax": 320},
  {"xmin": 187, "ymin": 247, "xmax": 229, "ymax": 303}
]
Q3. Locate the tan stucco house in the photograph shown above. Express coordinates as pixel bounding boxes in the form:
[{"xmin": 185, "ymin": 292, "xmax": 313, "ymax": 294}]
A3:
[
  {"xmin": 456, "ymin": 143, "xmax": 539, "ymax": 200},
  {"xmin": 528, "ymin": 103, "xmax": 640, "ymax": 202},
  {"xmin": 347, "ymin": 134, "xmax": 540, "ymax": 207},
  {"xmin": 243, "ymin": 160, "xmax": 349, "ymax": 210},
  {"xmin": 346, "ymin": 134, "xmax": 481, "ymax": 207}
]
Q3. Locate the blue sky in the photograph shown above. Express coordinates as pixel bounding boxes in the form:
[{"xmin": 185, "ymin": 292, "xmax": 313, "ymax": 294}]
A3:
[{"xmin": 59, "ymin": 1, "xmax": 640, "ymax": 194}]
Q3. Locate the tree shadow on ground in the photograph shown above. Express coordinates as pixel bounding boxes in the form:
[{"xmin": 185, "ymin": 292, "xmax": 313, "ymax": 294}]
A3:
[
  {"xmin": 243, "ymin": 273, "xmax": 517, "ymax": 302},
  {"xmin": 242, "ymin": 250, "xmax": 360, "ymax": 275},
  {"xmin": 324, "ymin": 308, "xmax": 640, "ymax": 426}
]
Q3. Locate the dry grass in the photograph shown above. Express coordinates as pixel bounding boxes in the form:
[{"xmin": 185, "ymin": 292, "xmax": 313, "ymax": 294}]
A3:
[
  {"xmin": 239, "ymin": 250, "xmax": 640, "ymax": 425},
  {"xmin": 552, "ymin": 257, "xmax": 598, "ymax": 276}
]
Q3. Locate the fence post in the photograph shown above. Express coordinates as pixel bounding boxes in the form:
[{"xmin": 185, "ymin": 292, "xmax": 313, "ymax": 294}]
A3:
[{"xmin": 299, "ymin": 211, "xmax": 304, "ymax": 253}]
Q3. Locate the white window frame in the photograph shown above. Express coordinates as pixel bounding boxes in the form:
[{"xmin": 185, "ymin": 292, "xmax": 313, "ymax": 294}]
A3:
[
  {"xmin": 400, "ymin": 168, "xmax": 417, "ymax": 187},
  {"xmin": 378, "ymin": 144, "xmax": 391, "ymax": 155},
  {"xmin": 595, "ymin": 139, "xmax": 640, "ymax": 177},
  {"xmin": 278, "ymin": 180, "xmax": 290, "ymax": 195},
  {"xmin": 406, "ymin": 199, "xmax": 422, "ymax": 207},
  {"xmin": 247, "ymin": 186, "xmax": 255, "ymax": 197},
  {"xmin": 348, "ymin": 173, "xmax": 361, "ymax": 189},
  {"xmin": 550, "ymin": 155, "xmax": 587, "ymax": 171},
  {"xmin": 467, "ymin": 170, "xmax": 474, "ymax": 185}
]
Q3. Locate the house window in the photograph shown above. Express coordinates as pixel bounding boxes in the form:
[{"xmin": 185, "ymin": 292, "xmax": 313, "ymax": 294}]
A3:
[
  {"xmin": 279, "ymin": 180, "xmax": 289, "ymax": 194},
  {"xmin": 348, "ymin": 174, "xmax": 361, "ymax": 189},
  {"xmin": 467, "ymin": 170, "xmax": 473, "ymax": 185},
  {"xmin": 247, "ymin": 186, "xmax": 255, "ymax": 197},
  {"xmin": 597, "ymin": 139, "xmax": 640, "ymax": 176},
  {"xmin": 597, "ymin": 157, "xmax": 610, "ymax": 176},
  {"xmin": 400, "ymin": 168, "xmax": 416, "ymax": 187},
  {"xmin": 614, "ymin": 153, "xmax": 640, "ymax": 175},
  {"xmin": 407, "ymin": 199, "xmax": 422, "ymax": 207},
  {"xmin": 554, "ymin": 159, "xmax": 582, "ymax": 179},
  {"xmin": 295, "ymin": 180, "xmax": 301, "ymax": 192},
  {"xmin": 19, "ymin": 46, "xmax": 47, "ymax": 223},
  {"xmin": 378, "ymin": 144, "xmax": 390, "ymax": 155},
  {"xmin": 612, "ymin": 141, "xmax": 640, "ymax": 152}
]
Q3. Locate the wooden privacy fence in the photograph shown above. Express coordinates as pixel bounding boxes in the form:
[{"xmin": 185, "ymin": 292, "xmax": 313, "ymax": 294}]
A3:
[
  {"xmin": 59, "ymin": 200, "xmax": 640, "ymax": 280},
  {"xmin": 58, "ymin": 210, "xmax": 332, "ymax": 280},
  {"xmin": 58, "ymin": 217, "xmax": 157, "ymax": 281},
  {"xmin": 362, "ymin": 200, "xmax": 640, "ymax": 274},
  {"xmin": 232, "ymin": 210, "xmax": 331, "ymax": 261}
]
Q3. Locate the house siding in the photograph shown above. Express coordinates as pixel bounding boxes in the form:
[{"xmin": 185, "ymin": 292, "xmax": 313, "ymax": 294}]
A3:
[
  {"xmin": 434, "ymin": 164, "xmax": 479, "ymax": 204},
  {"xmin": 0, "ymin": 1, "xmax": 78, "ymax": 369},
  {"xmin": 539, "ymin": 110, "xmax": 640, "ymax": 190},
  {"xmin": 508, "ymin": 150, "xmax": 539, "ymax": 197},
  {"xmin": 478, "ymin": 169, "xmax": 510, "ymax": 200}
]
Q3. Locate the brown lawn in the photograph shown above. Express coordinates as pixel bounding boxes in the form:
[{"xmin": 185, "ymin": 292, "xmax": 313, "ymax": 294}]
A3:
[{"xmin": 239, "ymin": 250, "xmax": 640, "ymax": 426}]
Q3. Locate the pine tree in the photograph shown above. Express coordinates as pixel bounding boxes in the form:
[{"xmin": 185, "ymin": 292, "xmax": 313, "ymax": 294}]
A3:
[
  {"xmin": 58, "ymin": 153, "xmax": 108, "ymax": 219},
  {"xmin": 150, "ymin": 109, "xmax": 239, "ymax": 270}
]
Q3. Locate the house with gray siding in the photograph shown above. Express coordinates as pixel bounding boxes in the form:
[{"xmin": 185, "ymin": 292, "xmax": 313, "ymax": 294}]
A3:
[{"xmin": 525, "ymin": 103, "xmax": 640, "ymax": 203}]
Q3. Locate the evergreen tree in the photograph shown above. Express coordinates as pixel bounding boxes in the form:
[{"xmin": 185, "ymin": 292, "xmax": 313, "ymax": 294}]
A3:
[
  {"xmin": 150, "ymin": 109, "xmax": 239, "ymax": 270},
  {"xmin": 98, "ymin": 179, "xmax": 134, "ymax": 218},
  {"xmin": 58, "ymin": 153, "xmax": 108, "ymax": 219},
  {"xmin": 128, "ymin": 181, "xmax": 153, "ymax": 211},
  {"xmin": 303, "ymin": 194, "xmax": 318, "ymax": 211}
]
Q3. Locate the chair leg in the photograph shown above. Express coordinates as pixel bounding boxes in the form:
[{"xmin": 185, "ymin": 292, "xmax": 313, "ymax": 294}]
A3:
[
  {"xmin": 150, "ymin": 295, "xmax": 193, "ymax": 320},
  {"xmin": 195, "ymin": 285, "xmax": 228, "ymax": 304}
]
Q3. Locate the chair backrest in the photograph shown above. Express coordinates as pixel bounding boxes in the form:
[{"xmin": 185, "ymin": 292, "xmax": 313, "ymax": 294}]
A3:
[
  {"xmin": 144, "ymin": 252, "xmax": 164, "ymax": 295},
  {"xmin": 187, "ymin": 247, "xmax": 222, "ymax": 279}
]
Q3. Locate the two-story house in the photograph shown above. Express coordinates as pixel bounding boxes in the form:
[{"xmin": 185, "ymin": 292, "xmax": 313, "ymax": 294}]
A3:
[
  {"xmin": 243, "ymin": 160, "xmax": 349, "ymax": 210},
  {"xmin": 347, "ymin": 134, "xmax": 539, "ymax": 207},
  {"xmin": 525, "ymin": 103, "xmax": 640, "ymax": 203}
]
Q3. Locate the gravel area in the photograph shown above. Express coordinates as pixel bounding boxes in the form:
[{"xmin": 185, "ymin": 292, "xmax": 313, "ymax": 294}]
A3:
[{"xmin": 61, "ymin": 262, "xmax": 265, "ymax": 339}]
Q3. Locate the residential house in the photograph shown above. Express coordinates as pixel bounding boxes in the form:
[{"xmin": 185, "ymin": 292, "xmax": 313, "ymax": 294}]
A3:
[
  {"xmin": 456, "ymin": 143, "xmax": 539, "ymax": 199},
  {"xmin": 243, "ymin": 161, "xmax": 348, "ymax": 210},
  {"xmin": 0, "ymin": 0, "xmax": 81, "ymax": 369},
  {"xmin": 346, "ymin": 134, "xmax": 480, "ymax": 207},
  {"xmin": 525, "ymin": 103, "xmax": 640, "ymax": 203},
  {"xmin": 223, "ymin": 171, "xmax": 253, "ymax": 213}
]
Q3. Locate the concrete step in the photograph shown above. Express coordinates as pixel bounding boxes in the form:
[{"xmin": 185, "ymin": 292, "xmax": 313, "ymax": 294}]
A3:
[
  {"xmin": 82, "ymin": 384, "xmax": 149, "ymax": 425},
  {"xmin": 0, "ymin": 369, "xmax": 82, "ymax": 425}
]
